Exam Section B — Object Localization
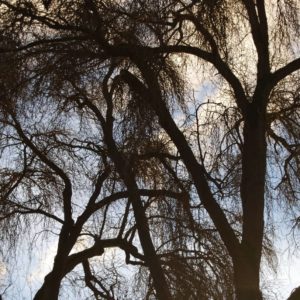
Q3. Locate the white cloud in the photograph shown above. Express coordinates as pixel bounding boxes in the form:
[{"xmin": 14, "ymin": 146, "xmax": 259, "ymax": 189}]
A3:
[{"xmin": 27, "ymin": 242, "xmax": 57, "ymax": 285}]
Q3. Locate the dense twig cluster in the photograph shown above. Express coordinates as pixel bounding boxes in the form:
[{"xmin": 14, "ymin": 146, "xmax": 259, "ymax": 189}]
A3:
[{"xmin": 0, "ymin": 1, "xmax": 299, "ymax": 299}]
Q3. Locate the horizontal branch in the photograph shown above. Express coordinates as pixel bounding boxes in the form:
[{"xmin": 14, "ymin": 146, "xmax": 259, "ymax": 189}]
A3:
[
  {"xmin": 66, "ymin": 238, "xmax": 144, "ymax": 274},
  {"xmin": 271, "ymin": 57, "xmax": 300, "ymax": 86}
]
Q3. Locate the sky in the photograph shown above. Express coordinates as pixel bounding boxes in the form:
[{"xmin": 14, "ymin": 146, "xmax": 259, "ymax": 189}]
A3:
[
  {"xmin": 1, "ymin": 56, "xmax": 298, "ymax": 300},
  {"xmin": 0, "ymin": 7, "xmax": 300, "ymax": 297},
  {"xmin": 175, "ymin": 57, "xmax": 300, "ymax": 300}
]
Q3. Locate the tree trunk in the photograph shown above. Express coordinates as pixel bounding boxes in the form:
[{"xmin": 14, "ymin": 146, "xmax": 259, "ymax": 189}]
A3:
[
  {"xmin": 233, "ymin": 257, "xmax": 263, "ymax": 300},
  {"xmin": 236, "ymin": 103, "xmax": 267, "ymax": 300},
  {"xmin": 234, "ymin": 264, "xmax": 263, "ymax": 300},
  {"xmin": 33, "ymin": 267, "xmax": 64, "ymax": 300},
  {"xmin": 33, "ymin": 228, "xmax": 75, "ymax": 300}
]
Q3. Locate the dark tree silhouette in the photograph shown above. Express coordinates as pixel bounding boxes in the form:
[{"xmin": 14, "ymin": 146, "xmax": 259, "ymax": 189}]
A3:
[{"xmin": 0, "ymin": 1, "xmax": 299, "ymax": 299}]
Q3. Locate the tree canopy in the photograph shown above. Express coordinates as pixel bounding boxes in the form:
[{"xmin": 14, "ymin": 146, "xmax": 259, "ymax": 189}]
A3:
[{"xmin": 0, "ymin": 1, "xmax": 299, "ymax": 299}]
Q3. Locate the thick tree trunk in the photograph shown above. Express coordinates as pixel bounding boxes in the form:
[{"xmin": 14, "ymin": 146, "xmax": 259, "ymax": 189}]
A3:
[
  {"xmin": 33, "ymin": 271, "xmax": 62, "ymax": 300},
  {"xmin": 33, "ymin": 249, "xmax": 69, "ymax": 300},
  {"xmin": 236, "ymin": 104, "xmax": 267, "ymax": 300},
  {"xmin": 33, "ymin": 227, "xmax": 76, "ymax": 300},
  {"xmin": 233, "ymin": 254, "xmax": 263, "ymax": 300}
]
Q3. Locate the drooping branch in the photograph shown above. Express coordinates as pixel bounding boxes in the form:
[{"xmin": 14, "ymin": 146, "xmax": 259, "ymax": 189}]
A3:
[{"xmin": 10, "ymin": 115, "xmax": 74, "ymax": 226}]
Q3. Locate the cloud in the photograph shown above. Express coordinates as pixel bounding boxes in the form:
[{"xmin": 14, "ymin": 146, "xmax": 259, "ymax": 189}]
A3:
[{"xmin": 27, "ymin": 243, "xmax": 57, "ymax": 285}]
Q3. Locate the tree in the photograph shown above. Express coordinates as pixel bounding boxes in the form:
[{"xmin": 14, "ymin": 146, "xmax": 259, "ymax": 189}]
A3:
[{"xmin": 0, "ymin": 0, "xmax": 299, "ymax": 299}]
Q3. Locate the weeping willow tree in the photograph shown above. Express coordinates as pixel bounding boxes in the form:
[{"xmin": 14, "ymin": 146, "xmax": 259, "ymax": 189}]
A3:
[{"xmin": 0, "ymin": 1, "xmax": 299, "ymax": 299}]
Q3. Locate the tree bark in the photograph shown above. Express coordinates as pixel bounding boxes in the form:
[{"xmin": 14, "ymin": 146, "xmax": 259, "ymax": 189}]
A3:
[
  {"xmin": 235, "ymin": 103, "xmax": 267, "ymax": 300},
  {"xmin": 233, "ymin": 257, "xmax": 263, "ymax": 300},
  {"xmin": 34, "ymin": 272, "xmax": 62, "ymax": 300},
  {"xmin": 33, "ymin": 254, "xmax": 67, "ymax": 300}
]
